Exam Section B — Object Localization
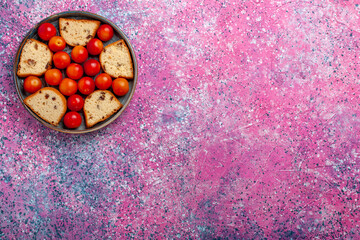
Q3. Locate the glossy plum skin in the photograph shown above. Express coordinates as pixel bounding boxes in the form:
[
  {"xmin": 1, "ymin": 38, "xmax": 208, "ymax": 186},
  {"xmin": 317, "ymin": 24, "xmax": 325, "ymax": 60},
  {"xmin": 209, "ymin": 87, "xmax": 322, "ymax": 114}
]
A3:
[
  {"xmin": 83, "ymin": 59, "xmax": 100, "ymax": 76},
  {"xmin": 63, "ymin": 111, "xmax": 82, "ymax": 129},
  {"xmin": 37, "ymin": 22, "xmax": 56, "ymax": 41},
  {"xmin": 78, "ymin": 77, "xmax": 95, "ymax": 95},
  {"xmin": 97, "ymin": 24, "xmax": 114, "ymax": 41},
  {"xmin": 67, "ymin": 94, "xmax": 84, "ymax": 112}
]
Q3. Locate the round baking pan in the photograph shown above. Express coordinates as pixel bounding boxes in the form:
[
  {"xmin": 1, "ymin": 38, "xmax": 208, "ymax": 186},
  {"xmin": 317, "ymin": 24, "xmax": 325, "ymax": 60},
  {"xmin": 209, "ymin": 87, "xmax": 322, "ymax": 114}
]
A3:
[{"xmin": 14, "ymin": 11, "xmax": 138, "ymax": 133}]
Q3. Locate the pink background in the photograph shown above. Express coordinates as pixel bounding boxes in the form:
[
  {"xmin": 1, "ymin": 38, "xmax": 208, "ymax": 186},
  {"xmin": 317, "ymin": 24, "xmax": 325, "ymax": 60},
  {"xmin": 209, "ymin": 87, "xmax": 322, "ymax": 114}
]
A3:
[{"xmin": 1, "ymin": 0, "xmax": 360, "ymax": 238}]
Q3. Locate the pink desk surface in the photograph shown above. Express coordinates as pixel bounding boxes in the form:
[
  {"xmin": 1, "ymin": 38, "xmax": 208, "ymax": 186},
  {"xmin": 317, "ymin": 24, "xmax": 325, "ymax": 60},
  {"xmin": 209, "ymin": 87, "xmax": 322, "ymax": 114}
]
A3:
[{"xmin": 1, "ymin": 0, "xmax": 360, "ymax": 238}]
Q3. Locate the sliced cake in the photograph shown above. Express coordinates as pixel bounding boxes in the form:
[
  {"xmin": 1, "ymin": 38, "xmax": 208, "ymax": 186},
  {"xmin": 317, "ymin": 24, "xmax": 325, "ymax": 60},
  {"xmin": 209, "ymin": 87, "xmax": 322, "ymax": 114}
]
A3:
[
  {"xmin": 99, "ymin": 39, "xmax": 134, "ymax": 79},
  {"xmin": 84, "ymin": 90, "xmax": 122, "ymax": 128},
  {"xmin": 24, "ymin": 87, "xmax": 67, "ymax": 126},
  {"xmin": 17, "ymin": 39, "xmax": 52, "ymax": 77},
  {"xmin": 59, "ymin": 18, "xmax": 100, "ymax": 46}
]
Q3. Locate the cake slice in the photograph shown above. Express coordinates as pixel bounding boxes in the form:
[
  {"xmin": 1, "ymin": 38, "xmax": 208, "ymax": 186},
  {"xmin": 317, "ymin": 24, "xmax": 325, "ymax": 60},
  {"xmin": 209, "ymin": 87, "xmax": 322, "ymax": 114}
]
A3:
[
  {"xmin": 59, "ymin": 18, "xmax": 100, "ymax": 46},
  {"xmin": 84, "ymin": 90, "xmax": 122, "ymax": 128},
  {"xmin": 99, "ymin": 40, "xmax": 134, "ymax": 79},
  {"xmin": 17, "ymin": 39, "xmax": 52, "ymax": 77},
  {"xmin": 24, "ymin": 87, "xmax": 67, "ymax": 126}
]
